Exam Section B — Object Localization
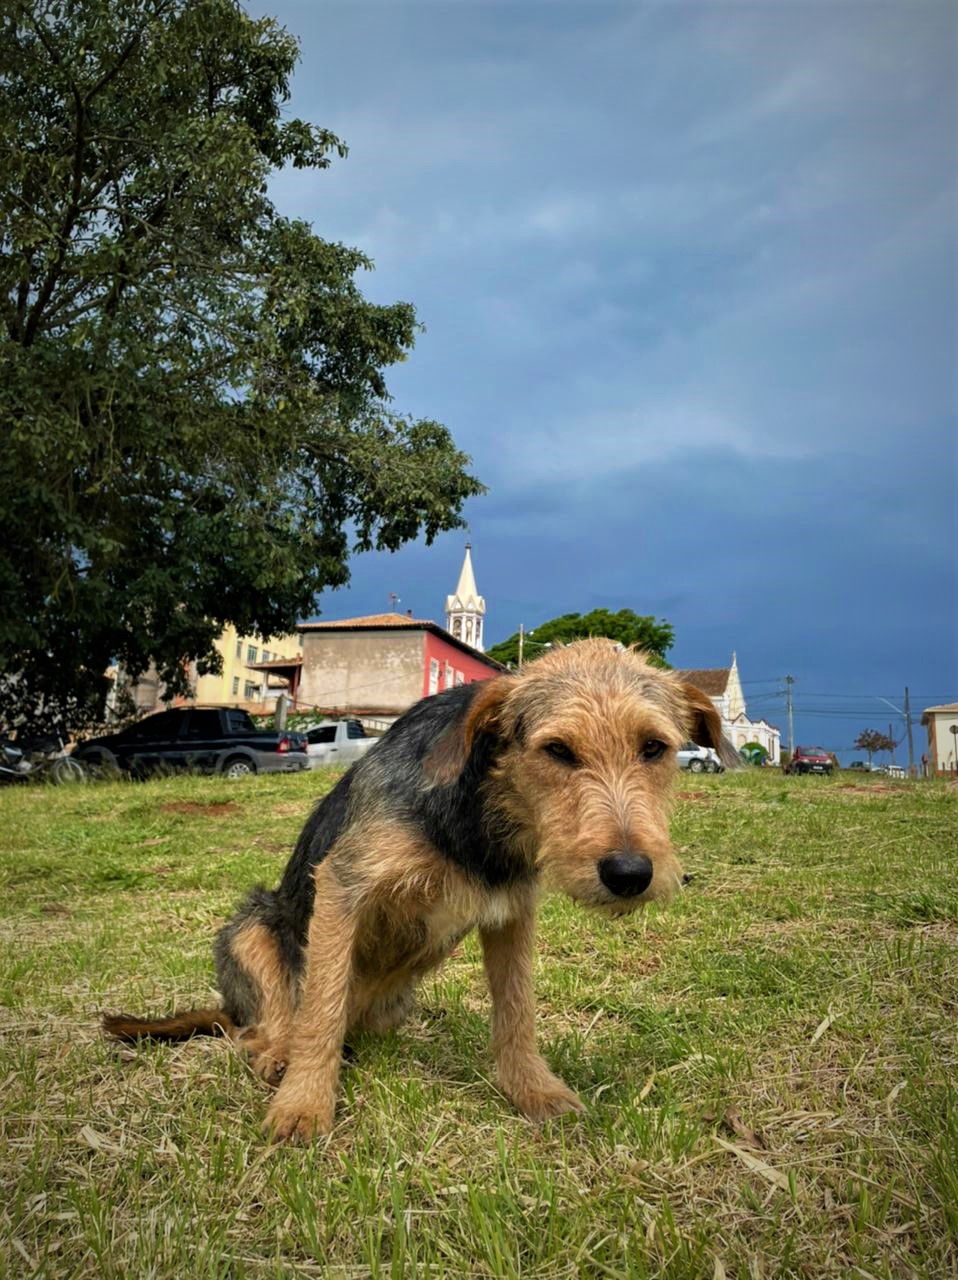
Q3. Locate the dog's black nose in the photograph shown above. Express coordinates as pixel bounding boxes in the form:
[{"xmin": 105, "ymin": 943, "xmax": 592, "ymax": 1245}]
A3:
[{"xmin": 598, "ymin": 852, "xmax": 654, "ymax": 897}]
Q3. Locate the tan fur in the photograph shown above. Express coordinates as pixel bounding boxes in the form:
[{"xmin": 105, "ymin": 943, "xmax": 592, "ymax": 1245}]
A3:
[
  {"xmin": 230, "ymin": 922, "xmax": 296, "ymax": 1085},
  {"xmin": 101, "ymin": 1008, "xmax": 236, "ymax": 1041},
  {"xmin": 478, "ymin": 648, "xmax": 687, "ymax": 912},
  {"xmin": 480, "ymin": 887, "xmax": 584, "ymax": 1119}
]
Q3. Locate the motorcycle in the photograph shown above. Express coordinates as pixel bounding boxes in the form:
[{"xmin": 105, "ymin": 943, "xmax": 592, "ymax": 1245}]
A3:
[{"xmin": 0, "ymin": 734, "xmax": 86, "ymax": 785}]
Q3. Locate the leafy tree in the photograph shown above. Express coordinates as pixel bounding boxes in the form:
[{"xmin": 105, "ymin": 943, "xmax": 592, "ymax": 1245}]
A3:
[
  {"xmin": 0, "ymin": 0, "xmax": 482, "ymax": 732},
  {"xmin": 739, "ymin": 741, "xmax": 769, "ymax": 766},
  {"xmin": 487, "ymin": 609, "xmax": 674, "ymax": 669},
  {"xmin": 853, "ymin": 729, "xmax": 897, "ymax": 769}
]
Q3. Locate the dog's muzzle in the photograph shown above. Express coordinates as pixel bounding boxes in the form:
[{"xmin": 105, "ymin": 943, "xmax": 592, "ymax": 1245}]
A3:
[{"xmin": 598, "ymin": 852, "xmax": 654, "ymax": 898}]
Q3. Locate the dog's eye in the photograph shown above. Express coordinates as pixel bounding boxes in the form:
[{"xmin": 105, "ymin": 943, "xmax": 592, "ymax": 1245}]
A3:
[
  {"xmin": 641, "ymin": 739, "xmax": 667, "ymax": 762},
  {"xmin": 543, "ymin": 740, "xmax": 578, "ymax": 767}
]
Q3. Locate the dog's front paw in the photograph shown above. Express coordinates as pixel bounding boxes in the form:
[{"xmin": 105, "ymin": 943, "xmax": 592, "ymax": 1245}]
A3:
[
  {"xmin": 264, "ymin": 1096, "xmax": 335, "ymax": 1143},
  {"xmin": 516, "ymin": 1081, "xmax": 584, "ymax": 1122},
  {"xmin": 503, "ymin": 1065, "xmax": 585, "ymax": 1122}
]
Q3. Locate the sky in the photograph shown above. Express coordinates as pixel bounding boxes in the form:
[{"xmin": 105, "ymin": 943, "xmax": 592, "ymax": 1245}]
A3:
[{"xmin": 252, "ymin": 0, "xmax": 957, "ymax": 761}]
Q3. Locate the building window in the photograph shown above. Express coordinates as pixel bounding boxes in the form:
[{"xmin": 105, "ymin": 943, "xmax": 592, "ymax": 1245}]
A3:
[
  {"xmin": 298, "ymin": 633, "xmax": 304, "ymax": 648},
  {"xmin": 455, "ymin": 671, "xmax": 464, "ymax": 686},
  {"xmin": 244, "ymin": 680, "xmax": 258, "ymax": 700},
  {"xmin": 261, "ymin": 650, "xmax": 270, "ymax": 664},
  {"xmin": 428, "ymin": 659, "xmax": 439, "ymax": 695},
  {"xmin": 247, "ymin": 645, "xmax": 258, "ymax": 663},
  {"xmin": 235, "ymin": 639, "xmax": 243, "ymax": 658},
  {"xmin": 452, "ymin": 617, "xmax": 461, "ymax": 638},
  {"xmin": 232, "ymin": 677, "xmax": 239, "ymax": 696},
  {"xmin": 444, "ymin": 662, "xmax": 453, "ymax": 690}
]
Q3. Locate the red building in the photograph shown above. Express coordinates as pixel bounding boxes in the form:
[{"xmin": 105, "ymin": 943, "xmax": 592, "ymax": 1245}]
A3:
[{"xmin": 253, "ymin": 612, "xmax": 503, "ymax": 729}]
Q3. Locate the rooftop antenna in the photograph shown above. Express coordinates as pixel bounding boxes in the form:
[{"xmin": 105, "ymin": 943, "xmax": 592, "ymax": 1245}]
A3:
[{"xmin": 388, "ymin": 592, "xmax": 400, "ymax": 612}]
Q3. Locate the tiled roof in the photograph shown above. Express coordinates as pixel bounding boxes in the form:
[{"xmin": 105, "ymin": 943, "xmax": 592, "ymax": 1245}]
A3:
[
  {"xmin": 922, "ymin": 703, "xmax": 958, "ymax": 714},
  {"xmin": 677, "ymin": 668, "xmax": 730, "ymax": 695},
  {"xmin": 300, "ymin": 612, "xmax": 433, "ymax": 630}
]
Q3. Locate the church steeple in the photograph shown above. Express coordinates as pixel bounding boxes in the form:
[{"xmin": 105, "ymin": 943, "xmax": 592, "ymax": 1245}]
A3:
[{"xmin": 445, "ymin": 543, "xmax": 486, "ymax": 650}]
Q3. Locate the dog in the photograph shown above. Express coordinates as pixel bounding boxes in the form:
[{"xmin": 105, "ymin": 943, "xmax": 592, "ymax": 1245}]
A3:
[{"xmin": 104, "ymin": 639, "xmax": 734, "ymax": 1141}]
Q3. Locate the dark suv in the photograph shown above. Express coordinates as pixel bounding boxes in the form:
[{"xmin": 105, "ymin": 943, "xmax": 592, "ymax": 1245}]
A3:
[
  {"xmin": 786, "ymin": 746, "xmax": 833, "ymax": 776},
  {"xmin": 75, "ymin": 707, "xmax": 308, "ymax": 777}
]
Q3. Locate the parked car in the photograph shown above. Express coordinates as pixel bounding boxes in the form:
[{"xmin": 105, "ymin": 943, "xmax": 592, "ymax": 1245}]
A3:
[
  {"xmin": 847, "ymin": 761, "xmax": 867, "ymax": 771},
  {"xmin": 304, "ymin": 719, "xmax": 379, "ymax": 768},
  {"xmin": 785, "ymin": 746, "xmax": 833, "ymax": 776},
  {"xmin": 75, "ymin": 707, "xmax": 308, "ymax": 777},
  {"xmin": 677, "ymin": 742, "xmax": 725, "ymax": 774}
]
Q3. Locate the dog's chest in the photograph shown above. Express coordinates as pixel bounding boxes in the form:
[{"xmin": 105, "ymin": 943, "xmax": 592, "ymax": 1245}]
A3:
[{"xmin": 423, "ymin": 886, "xmax": 518, "ymax": 953}]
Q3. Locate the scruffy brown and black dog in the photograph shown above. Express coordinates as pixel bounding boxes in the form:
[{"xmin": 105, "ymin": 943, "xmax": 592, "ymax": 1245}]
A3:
[{"xmin": 104, "ymin": 639, "xmax": 734, "ymax": 1141}]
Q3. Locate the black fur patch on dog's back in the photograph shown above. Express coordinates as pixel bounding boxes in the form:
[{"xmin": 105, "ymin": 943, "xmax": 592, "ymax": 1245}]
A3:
[{"xmin": 277, "ymin": 768, "xmax": 356, "ymax": 942}]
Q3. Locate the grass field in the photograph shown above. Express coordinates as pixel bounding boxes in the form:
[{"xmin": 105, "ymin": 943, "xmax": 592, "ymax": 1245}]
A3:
[{"xmin": 2, "ymin": 767, "xmax": 956, "ymax": 1279}]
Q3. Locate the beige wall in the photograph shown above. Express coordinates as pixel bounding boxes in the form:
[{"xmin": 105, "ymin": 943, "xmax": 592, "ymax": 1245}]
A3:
[{"xmin": 298, "ymin": 630, "xmax": 424, "ymax": 711}]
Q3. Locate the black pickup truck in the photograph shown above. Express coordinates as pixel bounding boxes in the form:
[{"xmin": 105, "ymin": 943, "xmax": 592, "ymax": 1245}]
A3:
[{"xmin": 75, "ymin": 707, "xmax": 308, "ymax": 778}]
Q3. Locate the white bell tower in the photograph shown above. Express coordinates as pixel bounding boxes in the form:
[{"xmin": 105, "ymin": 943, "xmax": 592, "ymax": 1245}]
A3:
[{"xmin": 445, "ymin": 544, "xmax": 486, "ymax": 651}]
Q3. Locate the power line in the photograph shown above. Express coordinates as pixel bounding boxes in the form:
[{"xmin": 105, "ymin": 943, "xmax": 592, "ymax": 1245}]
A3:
[{"xmin": 793, "ymin": 691, "xmax": 952, "ymax": 701}]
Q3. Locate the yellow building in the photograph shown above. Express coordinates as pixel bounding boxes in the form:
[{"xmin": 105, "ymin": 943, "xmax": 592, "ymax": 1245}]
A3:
[
  {"xmin": 109, "ymin": 624, "xmax": 304, "ymax": 717},
  {"xmin": 187, "ymin": 624, "xmax": 303, "ymax": 709}
]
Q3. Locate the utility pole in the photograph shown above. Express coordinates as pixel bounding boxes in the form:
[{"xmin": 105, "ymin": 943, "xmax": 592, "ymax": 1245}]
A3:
[
  {"xmin": 889, "ymin": 723, "xmax": 896, "ymax": 765},
  {"xmin": 518, "ymin": 623, "xmax": 525, "ymax": 672},
  {"xmin": 904, "ymin": 686, "xmax": 916, "ymax": 778},
  {"xmin": 785, "ymin": 674, "xmax": 795, "ymax": 757}
]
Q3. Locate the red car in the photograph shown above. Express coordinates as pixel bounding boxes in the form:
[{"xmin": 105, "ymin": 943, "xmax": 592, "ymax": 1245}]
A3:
[{"xmin": 786, "ymin": 745, "xmax": 833, "ymax": 776}]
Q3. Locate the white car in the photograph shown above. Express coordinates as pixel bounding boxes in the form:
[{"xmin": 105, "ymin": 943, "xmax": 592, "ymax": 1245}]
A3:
[
  {"xmin": 677, "ymin": 742, "xmax": 724, "ymax": 773},
  {"xmin": 304, "ymin": 718, "xmax": 378, "ymax": 768}
]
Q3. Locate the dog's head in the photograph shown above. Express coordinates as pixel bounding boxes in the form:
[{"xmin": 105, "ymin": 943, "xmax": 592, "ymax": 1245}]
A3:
[{"xmin": 424, "ymin": 639, "xmax": 735, "ymax": 915}]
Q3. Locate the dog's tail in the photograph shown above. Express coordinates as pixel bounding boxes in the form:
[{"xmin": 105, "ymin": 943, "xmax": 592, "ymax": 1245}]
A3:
[{"xmin": 102, "ymin": 1008, "xmax": 237, "ymax": 1043}]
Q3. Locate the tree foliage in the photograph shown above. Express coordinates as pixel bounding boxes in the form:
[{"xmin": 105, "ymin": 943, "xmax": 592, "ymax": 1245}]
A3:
[
  {"xmin": 0, "ymin": 0, "xmax": 483, "ymax": 731},
  {"xmin": 853, "ymin": 729, "xmax": 897, "ymax": 766},
  {"xmin": 486, "ymin": 609, "xmax": 674, "ymax": 669},
  {"xmin": 739, "ymin": 740, "xmax": 769, "ymax": 765}
]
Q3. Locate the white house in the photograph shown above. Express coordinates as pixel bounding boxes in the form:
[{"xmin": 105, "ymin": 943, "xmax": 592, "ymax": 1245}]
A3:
[
  {"xmin": 678, "ymin": 653, "xmax": 781, "ymax": 764},
  {"xmin": 920, "ymin": 703, "xmax": 958, "ymax": 775}
]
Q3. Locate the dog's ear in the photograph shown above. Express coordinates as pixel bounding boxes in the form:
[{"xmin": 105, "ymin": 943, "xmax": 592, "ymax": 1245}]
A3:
[
  {"xmin": 681, "ymin": 682, "xmax": 740, "ymax": 769},
  {"xmin": 422, "ymin": 676, "xmax": 518, "ymax": 786}
]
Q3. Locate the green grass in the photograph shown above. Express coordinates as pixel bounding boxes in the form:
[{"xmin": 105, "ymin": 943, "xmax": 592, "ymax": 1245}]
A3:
[{"xmin": 2, "ymin": 769, "xmax": 956, "ymax": 1278}]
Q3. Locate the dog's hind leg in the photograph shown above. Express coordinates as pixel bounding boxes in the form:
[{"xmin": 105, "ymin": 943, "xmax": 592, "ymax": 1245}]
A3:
[{"xmin": 215, "ymin": 892, "xmax": 299, "ymax": 1086}]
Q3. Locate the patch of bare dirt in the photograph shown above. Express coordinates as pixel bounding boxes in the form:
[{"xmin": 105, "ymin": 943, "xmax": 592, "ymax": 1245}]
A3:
[{"xmin": 676, "ymin": 790, "xmax": 710, "ymax": 801}]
